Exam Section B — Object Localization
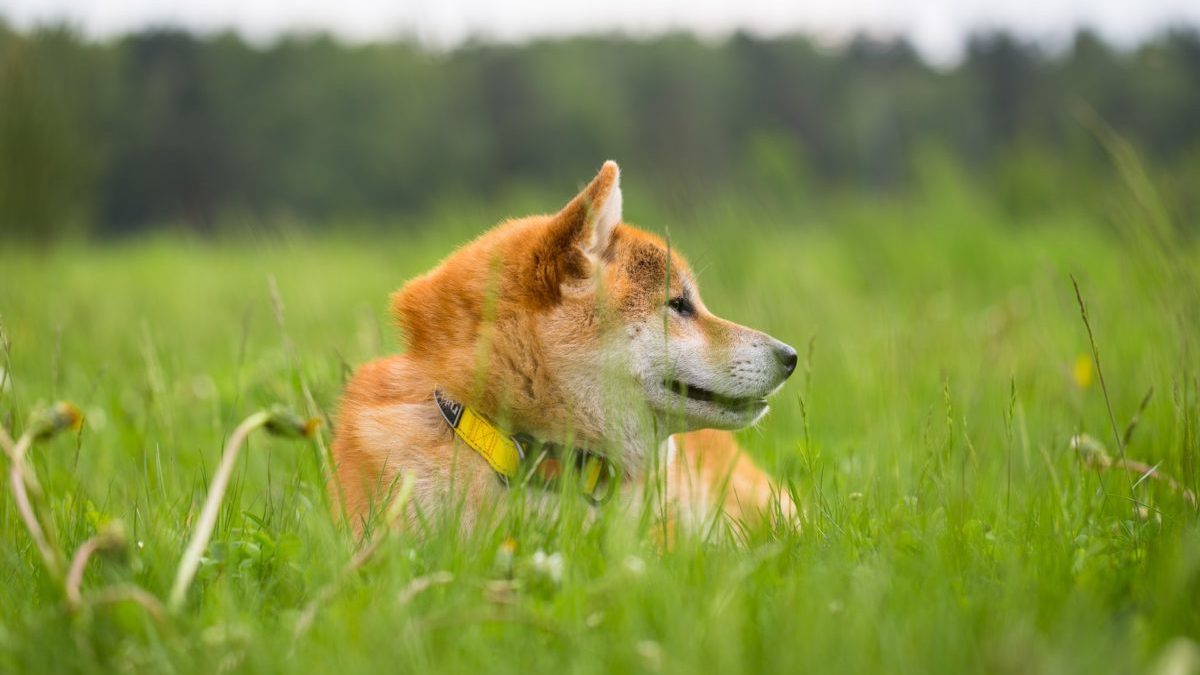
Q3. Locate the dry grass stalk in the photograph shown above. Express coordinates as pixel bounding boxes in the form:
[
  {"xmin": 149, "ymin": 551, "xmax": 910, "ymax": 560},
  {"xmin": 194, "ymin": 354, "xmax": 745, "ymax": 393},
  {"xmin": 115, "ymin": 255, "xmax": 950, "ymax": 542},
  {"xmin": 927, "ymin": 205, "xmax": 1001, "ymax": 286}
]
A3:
[
  {"xmin": 0, "ymin": 402, "xmax": 83, "ymax": 579},
  {"xmin": 65, "ymin": 522, "xmax": 130, "ymax": 612},
  {"xmin": 170, "ymin": 407, "xmax": 318, "ymax": 612},
  {"xmin": 88, "ymin": 585, "xmax": 169, "ymax": 626},
  {"xmin": 1072, "ymin": 434, "xmax": 1198, "ymax": 508}
]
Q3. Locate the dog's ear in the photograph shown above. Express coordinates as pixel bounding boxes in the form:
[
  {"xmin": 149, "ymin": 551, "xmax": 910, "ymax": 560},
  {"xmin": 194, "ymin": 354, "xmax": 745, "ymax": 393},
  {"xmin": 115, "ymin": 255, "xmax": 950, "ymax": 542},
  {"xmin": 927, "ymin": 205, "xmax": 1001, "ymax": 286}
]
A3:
[
  {"xmin": 551, "ymin": 160, "xmax": 623, "ymax": 260},
  {"xmin": 518, "ymin": 160, "xmax": 623, "ymax": 303},
  {"xmin": 510, "ymin": 161, "xmax": 625, "ymax": 308}
]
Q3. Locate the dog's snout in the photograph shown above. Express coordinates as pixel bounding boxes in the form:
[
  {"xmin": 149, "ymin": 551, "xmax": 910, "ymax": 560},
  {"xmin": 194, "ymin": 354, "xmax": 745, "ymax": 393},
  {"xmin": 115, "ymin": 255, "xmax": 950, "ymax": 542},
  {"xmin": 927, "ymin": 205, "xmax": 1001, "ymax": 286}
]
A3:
[{"xmin": 775, "ymin": 343, "xmax": 798, "ymax": 377}]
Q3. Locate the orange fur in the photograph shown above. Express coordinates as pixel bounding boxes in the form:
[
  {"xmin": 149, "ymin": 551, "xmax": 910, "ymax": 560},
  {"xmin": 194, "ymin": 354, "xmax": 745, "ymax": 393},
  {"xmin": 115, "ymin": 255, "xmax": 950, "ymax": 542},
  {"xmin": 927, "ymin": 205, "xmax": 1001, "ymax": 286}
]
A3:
[
  {"xmin": 330, "ymin": 161, "xmax": 795, "ymax": 536},
  {"xmin": 668, "ymin": 430, "xmax": 798, "ymax": 532}
]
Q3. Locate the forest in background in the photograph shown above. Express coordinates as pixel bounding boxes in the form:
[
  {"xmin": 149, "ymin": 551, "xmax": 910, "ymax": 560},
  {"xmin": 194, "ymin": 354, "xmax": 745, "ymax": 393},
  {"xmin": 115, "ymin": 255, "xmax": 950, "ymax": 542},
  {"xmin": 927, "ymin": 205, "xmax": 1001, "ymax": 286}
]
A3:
[{"xmin": 1, "ymin": 22, "xmax": 1199, "ymax": 239}]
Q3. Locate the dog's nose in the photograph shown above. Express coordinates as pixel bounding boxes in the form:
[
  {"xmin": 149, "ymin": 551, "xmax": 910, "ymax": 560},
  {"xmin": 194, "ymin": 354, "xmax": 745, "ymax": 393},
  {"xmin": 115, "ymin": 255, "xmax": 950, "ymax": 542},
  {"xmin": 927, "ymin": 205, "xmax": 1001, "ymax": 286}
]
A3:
[{"xmin": 775, "ymin": 343, "xmax": 798, "ymax": 377}]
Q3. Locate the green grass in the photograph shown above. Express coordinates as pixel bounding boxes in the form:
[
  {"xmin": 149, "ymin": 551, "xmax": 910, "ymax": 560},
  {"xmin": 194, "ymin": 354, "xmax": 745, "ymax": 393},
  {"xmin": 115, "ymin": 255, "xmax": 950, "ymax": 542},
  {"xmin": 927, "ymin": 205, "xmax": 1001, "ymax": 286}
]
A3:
[{"xmin": 1, "ymin": 184, "xmax": 1199, "ymax": 674}]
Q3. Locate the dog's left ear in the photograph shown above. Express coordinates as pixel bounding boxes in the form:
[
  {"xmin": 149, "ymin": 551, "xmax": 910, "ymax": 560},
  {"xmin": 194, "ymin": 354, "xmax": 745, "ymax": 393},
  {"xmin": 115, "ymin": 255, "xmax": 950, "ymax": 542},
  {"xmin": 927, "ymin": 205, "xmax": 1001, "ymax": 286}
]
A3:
[{"xmin": 553, "ymin": 160, "xmax": 623, "ymax": 260}]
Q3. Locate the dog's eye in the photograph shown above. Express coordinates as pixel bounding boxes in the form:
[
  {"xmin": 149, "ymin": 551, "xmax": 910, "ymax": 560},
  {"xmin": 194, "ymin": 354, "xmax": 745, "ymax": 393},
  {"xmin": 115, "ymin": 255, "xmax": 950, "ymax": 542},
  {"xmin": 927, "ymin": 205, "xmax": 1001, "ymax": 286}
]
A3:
[{"xmin": 667, "ymin": 296, "xmax": 695, "ymax": 317}]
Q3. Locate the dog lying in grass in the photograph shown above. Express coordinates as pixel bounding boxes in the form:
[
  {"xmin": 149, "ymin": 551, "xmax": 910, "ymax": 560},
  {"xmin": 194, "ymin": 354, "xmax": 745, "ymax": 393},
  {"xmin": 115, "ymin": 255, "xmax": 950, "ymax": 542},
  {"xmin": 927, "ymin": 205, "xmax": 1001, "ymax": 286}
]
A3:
[{"xmin": 331, "ymin": 161, "xmax": 798, "ymax": 536}]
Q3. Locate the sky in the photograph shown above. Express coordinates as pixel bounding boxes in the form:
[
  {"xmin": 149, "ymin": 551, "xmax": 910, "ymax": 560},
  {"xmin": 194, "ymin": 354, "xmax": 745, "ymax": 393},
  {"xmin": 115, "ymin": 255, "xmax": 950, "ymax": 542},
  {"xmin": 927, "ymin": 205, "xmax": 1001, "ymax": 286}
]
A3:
[{"xmin": 4, "ymin": 0, "xmax": 1200, "ymax": 65}]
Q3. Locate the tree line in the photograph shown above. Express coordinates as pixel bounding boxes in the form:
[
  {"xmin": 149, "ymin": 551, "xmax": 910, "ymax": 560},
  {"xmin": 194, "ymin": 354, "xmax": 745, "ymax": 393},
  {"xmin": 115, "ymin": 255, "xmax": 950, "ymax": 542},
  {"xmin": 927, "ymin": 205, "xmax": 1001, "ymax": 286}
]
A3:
[{"xmin": 1, "ymin": 22, "xmax": 1198, "ymax": 238}]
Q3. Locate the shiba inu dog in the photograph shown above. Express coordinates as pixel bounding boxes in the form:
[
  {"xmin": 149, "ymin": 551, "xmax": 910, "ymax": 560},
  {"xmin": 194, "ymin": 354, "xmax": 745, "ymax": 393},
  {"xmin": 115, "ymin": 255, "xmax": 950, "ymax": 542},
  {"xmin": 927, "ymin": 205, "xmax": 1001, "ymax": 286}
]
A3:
[{"xmin": 331, "ymin": 161, "xmax": 797, "ymax": 535}]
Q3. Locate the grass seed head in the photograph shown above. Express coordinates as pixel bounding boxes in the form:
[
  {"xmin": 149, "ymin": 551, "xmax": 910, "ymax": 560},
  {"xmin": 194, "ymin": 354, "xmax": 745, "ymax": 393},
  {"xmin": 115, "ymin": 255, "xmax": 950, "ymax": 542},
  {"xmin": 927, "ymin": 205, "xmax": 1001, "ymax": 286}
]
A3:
[
  {"xmin": 28, "ymin": 401, "xmax": 83, "ymax": 440},
  {"xmin": 95, "ymin": 520, "xmax": 131, "ymax": 557},
  {"xmin": 263, "ymin": 405, "xmax": 321, "ymax": 439},
  {"xmin": 1070, "ymin": 433, "xmax": 1111, "ymax": 466}
]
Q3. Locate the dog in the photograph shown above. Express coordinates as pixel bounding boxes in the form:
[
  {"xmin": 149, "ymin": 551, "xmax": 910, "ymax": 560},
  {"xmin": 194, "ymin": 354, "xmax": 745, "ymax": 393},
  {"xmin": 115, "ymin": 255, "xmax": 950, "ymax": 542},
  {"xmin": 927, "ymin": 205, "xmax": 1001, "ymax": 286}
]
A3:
[{"xmin": 330, "ymin": 161, "xmax": 798, "ymax": 537}]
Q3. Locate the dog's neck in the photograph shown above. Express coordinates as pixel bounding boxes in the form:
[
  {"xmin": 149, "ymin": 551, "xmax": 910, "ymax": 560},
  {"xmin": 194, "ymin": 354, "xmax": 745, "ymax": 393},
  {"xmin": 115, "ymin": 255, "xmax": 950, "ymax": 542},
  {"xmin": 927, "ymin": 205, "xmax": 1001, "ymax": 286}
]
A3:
[
  {"xmin": 599, "ymin": 408, "xmax": 670, "ymax": 478},
  {"xmin": 440, "ymin": 318, "xmax": 664, "ymax": 476},
  {"xmin": 550, "ymin": 356, "xmax": 673, "ymax": 479}
]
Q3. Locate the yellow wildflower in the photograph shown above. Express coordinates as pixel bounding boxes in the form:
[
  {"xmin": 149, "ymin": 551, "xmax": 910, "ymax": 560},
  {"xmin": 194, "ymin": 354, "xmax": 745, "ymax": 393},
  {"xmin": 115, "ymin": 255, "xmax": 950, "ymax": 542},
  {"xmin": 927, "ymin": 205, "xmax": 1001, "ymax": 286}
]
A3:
[{"xmin": 1073, "ymin": 355, "xmax": 1094, "ymax": 390}]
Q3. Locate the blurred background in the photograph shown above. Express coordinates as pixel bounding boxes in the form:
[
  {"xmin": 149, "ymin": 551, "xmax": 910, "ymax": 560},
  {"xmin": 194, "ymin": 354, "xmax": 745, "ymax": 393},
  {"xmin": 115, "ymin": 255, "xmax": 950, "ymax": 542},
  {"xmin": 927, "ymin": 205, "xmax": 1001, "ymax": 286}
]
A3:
[
  {"xmin": 6, "ymin": 7, "xmax": 1200, "ymax": 674},
  {"xmin": 1, "ymin": 0, "xmax": 1199, "ymax": 241}
]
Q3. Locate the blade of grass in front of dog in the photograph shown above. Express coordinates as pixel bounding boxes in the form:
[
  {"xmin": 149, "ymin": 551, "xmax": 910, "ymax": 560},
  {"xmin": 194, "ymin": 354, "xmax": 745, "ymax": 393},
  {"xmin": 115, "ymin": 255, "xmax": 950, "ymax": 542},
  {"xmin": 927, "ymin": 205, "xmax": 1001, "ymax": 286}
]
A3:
[{"xmin": 1070, "ymin": 275, "xmax": 1137, "ymax": 505}]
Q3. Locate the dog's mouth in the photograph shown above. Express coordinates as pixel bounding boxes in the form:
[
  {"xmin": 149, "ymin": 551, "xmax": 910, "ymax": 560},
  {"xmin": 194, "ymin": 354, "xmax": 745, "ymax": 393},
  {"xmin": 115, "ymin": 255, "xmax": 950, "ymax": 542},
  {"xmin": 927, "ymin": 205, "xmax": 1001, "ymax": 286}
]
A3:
[{"xmin": 663, "ymin": 379, "xmax": 767, "ymax": 412}]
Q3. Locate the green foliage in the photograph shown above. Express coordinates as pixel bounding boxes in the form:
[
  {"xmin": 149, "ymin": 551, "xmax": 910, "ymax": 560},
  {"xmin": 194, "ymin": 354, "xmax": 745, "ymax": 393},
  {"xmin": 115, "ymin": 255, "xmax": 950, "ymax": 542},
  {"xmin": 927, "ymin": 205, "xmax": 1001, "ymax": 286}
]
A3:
[
  {"xmin": 1, "ymin": 179, "xmax": 1198, "ymax": 672},
  {"xmin": 0, "ymin": 26, "xmax": 1199, "ymax": 238},
  {"xmin": 0, "ymin": 28, "xmax": 98, "ymax": 241}
]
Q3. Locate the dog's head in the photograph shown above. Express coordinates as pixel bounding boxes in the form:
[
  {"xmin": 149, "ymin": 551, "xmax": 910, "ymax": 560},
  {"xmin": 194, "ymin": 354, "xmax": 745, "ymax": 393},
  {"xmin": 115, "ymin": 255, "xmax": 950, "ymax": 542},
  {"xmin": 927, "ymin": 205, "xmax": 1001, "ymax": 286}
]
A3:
[
  {"xmin": 574, "ymin": 162, "xmax": 797, "ymax": 432},
  {"xmin": 393, "ymin": 161, "xmax": 795, "ymax": 442}
]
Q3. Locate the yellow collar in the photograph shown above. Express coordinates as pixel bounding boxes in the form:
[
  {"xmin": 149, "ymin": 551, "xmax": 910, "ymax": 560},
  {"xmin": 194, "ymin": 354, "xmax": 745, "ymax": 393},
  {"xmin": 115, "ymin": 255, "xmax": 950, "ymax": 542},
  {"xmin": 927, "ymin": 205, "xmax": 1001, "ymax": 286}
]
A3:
[{"xmin": 434, "ymin": 389, "xmax": 617, "ymax": 503}]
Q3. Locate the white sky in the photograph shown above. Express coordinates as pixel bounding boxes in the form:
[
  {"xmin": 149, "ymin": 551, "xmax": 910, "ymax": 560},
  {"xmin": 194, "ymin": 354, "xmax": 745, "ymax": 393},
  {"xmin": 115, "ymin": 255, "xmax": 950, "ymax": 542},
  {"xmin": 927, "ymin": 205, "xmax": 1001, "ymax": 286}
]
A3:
[{"xmin": 4, "ymin": 0, "xmax": 1200, "ymax": 65}]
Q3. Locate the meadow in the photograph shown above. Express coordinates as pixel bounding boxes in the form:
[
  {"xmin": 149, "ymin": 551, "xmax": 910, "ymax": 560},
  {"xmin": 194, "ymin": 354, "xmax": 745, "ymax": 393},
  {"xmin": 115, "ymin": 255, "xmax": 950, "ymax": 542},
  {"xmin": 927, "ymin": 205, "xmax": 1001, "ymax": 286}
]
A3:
[{"xmin": 1, "ymin": 162, "xmax": 1199, "ymax": 674}]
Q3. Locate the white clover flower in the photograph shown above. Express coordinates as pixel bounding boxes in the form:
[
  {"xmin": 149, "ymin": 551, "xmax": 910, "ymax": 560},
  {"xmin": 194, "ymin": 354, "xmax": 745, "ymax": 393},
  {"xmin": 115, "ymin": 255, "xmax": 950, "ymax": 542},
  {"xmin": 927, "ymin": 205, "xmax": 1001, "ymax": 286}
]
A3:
[
  {"xmin": 86, "ymin": 406, "xmax": 108, "ymax": 432},
  {"xmin": 636, "ymin": 640, "xmax": 663, "ymax": 671},
  {"xmin": 530, "ymin": 549, "xmax": 564, "ymax": 584}
]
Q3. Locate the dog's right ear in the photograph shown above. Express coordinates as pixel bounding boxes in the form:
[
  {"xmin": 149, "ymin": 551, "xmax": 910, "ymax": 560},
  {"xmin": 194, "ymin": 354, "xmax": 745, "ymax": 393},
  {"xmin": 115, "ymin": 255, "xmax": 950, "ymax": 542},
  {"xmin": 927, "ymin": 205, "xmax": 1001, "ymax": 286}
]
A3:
[
  {"xmin": 511, "ymin": 161, "xmax": 625, "ymax": 308},
  {"xmin": 549, "ymin": 160, "xmax": 623, "ymax": 261},
  {"xmin": 518, "ymin": 161, "xmax": 624, "ymax": 306}
]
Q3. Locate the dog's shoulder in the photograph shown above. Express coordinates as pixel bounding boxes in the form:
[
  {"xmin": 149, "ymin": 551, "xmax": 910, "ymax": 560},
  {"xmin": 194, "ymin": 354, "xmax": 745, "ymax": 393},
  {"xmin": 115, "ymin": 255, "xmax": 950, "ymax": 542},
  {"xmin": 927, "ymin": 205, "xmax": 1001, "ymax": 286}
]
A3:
[{"xmin": 341, "ymin": 355, "xmax": 435, "ymax": 409}]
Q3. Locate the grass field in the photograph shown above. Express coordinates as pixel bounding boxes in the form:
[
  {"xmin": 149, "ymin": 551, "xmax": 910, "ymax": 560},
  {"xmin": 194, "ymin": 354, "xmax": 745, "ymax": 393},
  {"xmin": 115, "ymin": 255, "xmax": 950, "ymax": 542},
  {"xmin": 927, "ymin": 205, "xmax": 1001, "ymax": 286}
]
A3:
[{"xmin": 2, "ymin": 173, "xmax": 1199, "ymax": 673}]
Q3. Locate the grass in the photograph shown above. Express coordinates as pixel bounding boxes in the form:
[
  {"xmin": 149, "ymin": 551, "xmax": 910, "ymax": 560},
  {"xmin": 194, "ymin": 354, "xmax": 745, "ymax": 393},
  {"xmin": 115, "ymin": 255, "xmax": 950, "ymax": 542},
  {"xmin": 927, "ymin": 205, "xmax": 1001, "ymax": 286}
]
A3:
[{"xmin": 1, "ymin": 178, "xmax": 1199, "ymax": 674}]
